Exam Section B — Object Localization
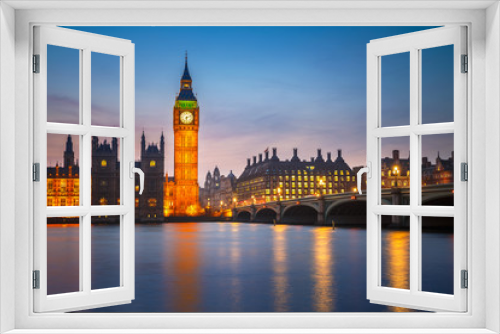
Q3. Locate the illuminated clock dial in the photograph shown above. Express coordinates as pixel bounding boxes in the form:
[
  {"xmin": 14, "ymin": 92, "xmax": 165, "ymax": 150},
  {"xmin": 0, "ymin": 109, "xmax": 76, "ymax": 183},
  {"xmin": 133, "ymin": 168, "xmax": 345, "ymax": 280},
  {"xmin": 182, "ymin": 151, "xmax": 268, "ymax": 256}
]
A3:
[{"xmin": 180, "ymin": 111, "xmax": 194, "ymax": 124}]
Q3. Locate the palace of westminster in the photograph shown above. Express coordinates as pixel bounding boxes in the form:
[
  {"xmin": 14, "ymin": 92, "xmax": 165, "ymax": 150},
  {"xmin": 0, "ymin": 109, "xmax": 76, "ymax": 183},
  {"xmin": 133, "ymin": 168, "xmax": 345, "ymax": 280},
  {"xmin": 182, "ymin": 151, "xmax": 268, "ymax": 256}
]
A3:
[{"xmin": 46, "ymin": 57, "xmax": 454, "ymax": 221}]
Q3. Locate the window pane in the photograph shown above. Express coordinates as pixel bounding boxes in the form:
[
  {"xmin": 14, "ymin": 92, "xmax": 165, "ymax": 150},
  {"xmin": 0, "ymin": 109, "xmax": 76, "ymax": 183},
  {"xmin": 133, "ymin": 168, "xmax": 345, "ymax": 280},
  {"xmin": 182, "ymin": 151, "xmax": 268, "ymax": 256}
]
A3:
[
  {"xmin": 381, "ymin": 52, "xmax": 410, "ymax": 127},
  {"xmin": 47, "ymin": 217, "xmax": 80, "ymax": 295},
  {"xmin": 381, "ymin": 137, "xmax": 410, "ymax": 205},
  {"xmin": 381, "ymin": 216, "xmax": 410, "ymax": 290},
  {"xmin": 421, "ymin": 45, "xmax": 454, "ymax": 124},
  {"xmin": 421, "ymin": 216, "xmax": 454, "ymax": 294},
  {"xmin": 47, "ymin": 45, "xmax": 80, "ymax": 124},
  {"xmin": 91, "ymin": 136, "xmax": 121, "ymax": 205},
  {"xmin": 92, "ymin": 52, "xmax": 120, "ymax": 127},
  {"xmin": 91, "ymin": 216, "xmax": 121, "ymax": 290},
  {"xmin": 47, "ymin": 134, "xmax": 80, "ymax": 207},
  {"xmin": 421, "ymin": 133, "xmax": 454, "ymax": 206}
]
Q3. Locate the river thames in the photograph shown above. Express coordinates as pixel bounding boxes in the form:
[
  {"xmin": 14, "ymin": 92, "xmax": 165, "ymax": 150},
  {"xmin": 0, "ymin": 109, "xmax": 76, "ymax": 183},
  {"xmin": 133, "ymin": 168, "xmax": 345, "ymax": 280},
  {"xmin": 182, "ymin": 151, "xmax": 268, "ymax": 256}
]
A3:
[{"xmin": 47, "ymin": 222, "xmax": 453, "ymax": 313}]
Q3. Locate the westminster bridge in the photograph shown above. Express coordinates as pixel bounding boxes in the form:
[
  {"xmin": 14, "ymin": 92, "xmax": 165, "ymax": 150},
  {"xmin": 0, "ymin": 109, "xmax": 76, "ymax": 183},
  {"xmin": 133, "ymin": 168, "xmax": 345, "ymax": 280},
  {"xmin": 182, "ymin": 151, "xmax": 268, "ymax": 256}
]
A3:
[{"xmin": 232, "ymin": 184, "xmax": 454, "ymax": 226}]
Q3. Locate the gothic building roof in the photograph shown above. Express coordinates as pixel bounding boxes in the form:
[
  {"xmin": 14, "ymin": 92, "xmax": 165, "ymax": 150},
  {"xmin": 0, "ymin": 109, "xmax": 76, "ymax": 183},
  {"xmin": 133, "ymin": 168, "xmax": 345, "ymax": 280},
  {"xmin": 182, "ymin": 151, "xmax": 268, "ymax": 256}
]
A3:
[
  {"xmin": 237, "ymin": 148, "xmax": 353, "ymax": 183},
  {"xmin": 181, "ymin": 56, "xmax": 192, "ymax": 81},
  {"xmin": 47, "ymin": 165, "xmax": 80, "ymax": 178},
  {"xmin": 177, "ymin": 54, "xmax": 197, "ymax": 101},
  {"xmin": 177, "ymin": 89, "xmax": 197, "ymax": 101}
]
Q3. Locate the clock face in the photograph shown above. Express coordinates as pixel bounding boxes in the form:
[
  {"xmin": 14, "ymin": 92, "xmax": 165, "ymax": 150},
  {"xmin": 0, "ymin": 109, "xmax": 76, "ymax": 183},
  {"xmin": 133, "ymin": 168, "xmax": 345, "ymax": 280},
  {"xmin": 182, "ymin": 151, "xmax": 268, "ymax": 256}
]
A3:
[{"xmin": 180, "ymin": 111, "xmax": 194, "ymax": 124}]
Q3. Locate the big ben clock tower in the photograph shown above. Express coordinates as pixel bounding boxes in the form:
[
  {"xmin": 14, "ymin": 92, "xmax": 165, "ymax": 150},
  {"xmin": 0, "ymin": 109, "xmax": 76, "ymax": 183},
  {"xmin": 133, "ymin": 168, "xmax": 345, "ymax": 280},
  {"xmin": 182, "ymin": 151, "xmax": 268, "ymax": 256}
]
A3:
[{"xmin": 172, "ymin": 54, "xmax": 200, "ymax": 216}]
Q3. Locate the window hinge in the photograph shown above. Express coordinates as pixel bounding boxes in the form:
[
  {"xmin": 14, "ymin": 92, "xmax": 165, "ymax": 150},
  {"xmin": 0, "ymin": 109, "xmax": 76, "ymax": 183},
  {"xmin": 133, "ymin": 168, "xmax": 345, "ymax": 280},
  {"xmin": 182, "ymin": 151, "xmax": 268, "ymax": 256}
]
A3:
[
  {"xmin": 461, "ymin": 54, "xmax": 468, "ymax": 73},
  {"xmin": 461, "ymin": 162, "xmax": 468, "ymax": 181},
  {"xmin": 33, "ymin": 270, "xmax": 40, "ymax": 289},
  {"xmin": 461, "ymin": 269, "xmax": 468, "ymax": 289},
  {"xmin": 33, "ymin": 163, "xmax": 40, "ymax": 182},
  {"xmin": 33, "ymin": 54, "xmax": 40, "ymax": 73}
]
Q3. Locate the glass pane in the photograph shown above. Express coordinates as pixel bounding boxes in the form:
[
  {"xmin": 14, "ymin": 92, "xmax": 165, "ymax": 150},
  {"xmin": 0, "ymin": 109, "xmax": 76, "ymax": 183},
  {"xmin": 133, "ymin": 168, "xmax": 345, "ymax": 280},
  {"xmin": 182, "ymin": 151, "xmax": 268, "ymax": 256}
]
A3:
[
  {"xmin": 47, "ymin": 217, "xmax": 80, "ymax": 295},
  {"xmin": 421, "ymin": 134, "xmax": 454, "ymax": 206},
  {"xmin": 381, "ymin": 52, "xmax": 410, "ymax": 127},
  {"xmin": 92, "ymin": 52, "xmax": 120, "ymax": 127},
  {"xmin": 91, "ymin": 215, "xmax": 121, "ymax": 290},
  {"xmin": 47, "ymin": 134, "xmax": 80, "ymax": 207},
  {"xmin": 381, "ymin": 137, "xmax": 410, "ymax": 205},
  {"xmin": 421, "ymin": 45, "xmax": 454, "ymax": 124},
  {"xmin": 421, "ymin": 216, "xmax": 454, "ymax": 294},
  {"xmin": 381, "ymin": 215, "xmax": 410, "ymax": 290},
  {"xmin": 47, "ymin": 45, "xmax": 80, "ymax": 124},
  {"xmin": 91, "ymin": 136, "xmax": 121, "ymax": 205}
]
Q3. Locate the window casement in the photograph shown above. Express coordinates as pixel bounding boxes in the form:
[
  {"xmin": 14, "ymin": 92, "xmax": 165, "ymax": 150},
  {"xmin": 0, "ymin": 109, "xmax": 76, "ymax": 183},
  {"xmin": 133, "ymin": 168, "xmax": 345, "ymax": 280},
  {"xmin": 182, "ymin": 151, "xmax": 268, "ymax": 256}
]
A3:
[
  {"xmin": 3, "ymin": 3, "xmax": 496, "ymax": 334},
  {"xmin": 33, "ymin": 26, "xmax": 139, "ymax": 312},
  {"xmin": 364, "ymin": 26, "xmax": 467, "ymax": 312}
]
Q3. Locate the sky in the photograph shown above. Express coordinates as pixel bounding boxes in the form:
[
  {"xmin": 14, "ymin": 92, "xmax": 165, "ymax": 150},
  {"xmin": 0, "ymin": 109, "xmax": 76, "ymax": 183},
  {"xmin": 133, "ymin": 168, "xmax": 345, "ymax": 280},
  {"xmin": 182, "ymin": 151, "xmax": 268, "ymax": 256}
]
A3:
[{"xmin": 46, "ymin": 26, "xmax": 455, "ymax": 181}]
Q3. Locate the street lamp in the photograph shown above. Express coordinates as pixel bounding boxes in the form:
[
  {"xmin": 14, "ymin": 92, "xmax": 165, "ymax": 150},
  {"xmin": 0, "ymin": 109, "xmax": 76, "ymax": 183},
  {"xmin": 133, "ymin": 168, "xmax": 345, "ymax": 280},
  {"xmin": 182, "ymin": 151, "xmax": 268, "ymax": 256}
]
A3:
[{"xmin": 277, "ymin": 187, "xmax": 281, "ymax": 201}]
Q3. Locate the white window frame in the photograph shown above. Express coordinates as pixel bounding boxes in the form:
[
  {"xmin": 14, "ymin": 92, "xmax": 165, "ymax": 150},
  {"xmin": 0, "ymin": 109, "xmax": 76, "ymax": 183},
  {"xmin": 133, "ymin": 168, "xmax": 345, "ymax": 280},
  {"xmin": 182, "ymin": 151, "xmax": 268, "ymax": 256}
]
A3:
[
  {"xmin": 32, "ymin": 25, "xmax": 136, "ymax": 313},
  {"xmin": 366, "ymin": 26, "xmax": 468, "ymax": 312},
  {"xmin": 0, "ymin": 1, "xmax": 498, "ymax": 333}
]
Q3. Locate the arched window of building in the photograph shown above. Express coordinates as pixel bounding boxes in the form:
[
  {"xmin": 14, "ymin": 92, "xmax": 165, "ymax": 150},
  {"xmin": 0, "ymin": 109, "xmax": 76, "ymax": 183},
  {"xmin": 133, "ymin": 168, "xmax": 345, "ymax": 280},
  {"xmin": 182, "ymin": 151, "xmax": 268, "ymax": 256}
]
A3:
[{"xmin": 150, "ymin": 160, "xmax": 156, "ymax": 167}]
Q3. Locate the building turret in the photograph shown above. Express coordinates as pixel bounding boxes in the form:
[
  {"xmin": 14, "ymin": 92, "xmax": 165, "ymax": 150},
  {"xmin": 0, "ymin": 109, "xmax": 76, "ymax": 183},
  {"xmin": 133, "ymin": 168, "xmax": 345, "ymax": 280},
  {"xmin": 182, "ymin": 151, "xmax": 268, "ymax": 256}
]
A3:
[
  {"xmin": 335, "ymin": 149, "xmax": 345, "ymax": 163},
  {"xmin": 315, "ymin": 149, "xmax": 324, "ymax": 163},
  {"xmin": 326, "ymin": 152, "xmax": 333, "ymax": 163},
  {"xmin": 265, "ymin": 150, "xmax": 270, "ymax": 161},
  {"xmin": 112, "ymin": 138, "xmax": 118, "ymax": 153},
  {"xmin": 141, "ymin": 130, "xmax": 146, "ymax": 156},
  {"xmin": 176, "ymin": 52, "xmax": 196, "ymax": 101},
  {"xmin": 271, "ymin": 147, "xmax": 279, "ymax": 162},
  {"xmin": 160, "ymin": 131, "xmax": 165, "ymax": 154},
  {"xmin": 205, "ymin": 171, "xmax": 212, "ymax": 188},
  {"xmin": 259, "ymin": 153, "xmax": 263, "ymax": 163},
  {"xmin": 392, "ymin": 149, "xmax": 400, "ymax": 163},
  {"xmin": 64, "ymin": 135, "xmax": 75, "ymax": 168},
  {"xmin": 291, "ymin": 148, "xmax": 300, "ymax": 162}
]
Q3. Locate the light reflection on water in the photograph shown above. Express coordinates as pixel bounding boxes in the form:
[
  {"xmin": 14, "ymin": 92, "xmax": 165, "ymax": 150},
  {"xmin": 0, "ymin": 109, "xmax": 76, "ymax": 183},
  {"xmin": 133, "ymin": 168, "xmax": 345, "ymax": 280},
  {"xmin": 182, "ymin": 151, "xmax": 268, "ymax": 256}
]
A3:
[{"xmin": 45, "ymin": 222, "xmax": 453, "ymax": 312}]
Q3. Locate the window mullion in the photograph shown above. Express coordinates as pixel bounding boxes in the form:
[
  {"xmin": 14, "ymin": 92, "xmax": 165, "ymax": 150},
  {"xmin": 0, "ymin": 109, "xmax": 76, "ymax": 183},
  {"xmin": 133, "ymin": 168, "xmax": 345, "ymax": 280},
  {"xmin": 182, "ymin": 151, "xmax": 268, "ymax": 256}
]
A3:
[{"xmin": 409, "ymin": 48, "xmax": 420, "ymax": 294}]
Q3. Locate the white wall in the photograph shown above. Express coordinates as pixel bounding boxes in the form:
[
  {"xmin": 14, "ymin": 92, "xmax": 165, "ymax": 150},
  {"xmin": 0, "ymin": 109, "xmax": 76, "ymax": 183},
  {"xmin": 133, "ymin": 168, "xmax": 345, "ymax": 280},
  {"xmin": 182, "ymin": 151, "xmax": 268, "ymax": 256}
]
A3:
[
  {"xmin": 485, "ymin": 2, "xmax": 500, "ymax": 333},
  {"xmin": 0, "ymin": 2, "xmax": 16, "ymax": 333}
]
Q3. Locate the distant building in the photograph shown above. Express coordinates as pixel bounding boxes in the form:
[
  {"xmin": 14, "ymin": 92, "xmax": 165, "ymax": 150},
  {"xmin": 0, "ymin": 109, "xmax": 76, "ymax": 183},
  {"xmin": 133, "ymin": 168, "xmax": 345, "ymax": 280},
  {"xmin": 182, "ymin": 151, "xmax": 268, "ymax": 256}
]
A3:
[
  {"xmin": 381, "ymin": 149, "xmax": 410, "ymax": 188},
  {"xmin": 134, "ymin": 131, "xmax": 165, "ymax": 222},
  {"xmin": 46, "ymin": 135, "xmax": 80, "ymax": 207},
  {"xmin": 47, "ymin": 134, "xmax": 165, "ymax": 222},
  {"xmin": 92, "ymin": 137, "xmax": 120, "ymax": 206},
  {"xmin": 422, "ymin": 152, "xmax": 454, "ymax": 186},
  {"xmin": 234, "ymin": 148, "xmax": 357, "ymax": 206},
  {"xmin": 199, "ymin": 167, "xmax": 237, "ymax": 213},
  {"xmin": 163, "ymin": 55, "xmax": 202, "ymax": 216},
  {"xmin": 379, "ymin": 149, "xmax": 454, "ymax": 188}
]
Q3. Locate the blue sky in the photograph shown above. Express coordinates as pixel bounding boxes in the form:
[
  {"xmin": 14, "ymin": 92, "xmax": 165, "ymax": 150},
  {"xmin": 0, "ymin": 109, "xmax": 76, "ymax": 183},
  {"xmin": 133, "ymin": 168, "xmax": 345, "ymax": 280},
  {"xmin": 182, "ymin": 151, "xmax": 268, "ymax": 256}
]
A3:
[{"xmin": 47, "ymin": 26, "xmax": 454, "ymax": 180}]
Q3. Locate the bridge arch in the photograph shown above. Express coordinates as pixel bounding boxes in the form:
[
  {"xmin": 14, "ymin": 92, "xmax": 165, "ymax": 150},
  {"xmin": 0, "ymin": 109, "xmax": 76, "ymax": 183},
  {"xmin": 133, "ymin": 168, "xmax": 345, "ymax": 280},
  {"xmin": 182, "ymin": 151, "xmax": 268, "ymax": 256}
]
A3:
[
  {"xmin": 325, "ymin": 199, "xmax": 367, "ymax": 226},
  {"xmin": 254, "ymin": 208, "xmax": 277, "ymax": 222},
  {"xmin": 422, "ymin": 193, "xmax": 454, "ymax": 206},
  {"xmin": 282, "ymin": 202, "xmax": 318, "ymax": 216},
  {"xmin": 236, "ymin": 210, "xmax": 251, "ymax": 221},
  {"xmin": 281, "ymin": 204, "xmax": 318, "ymax": 225}
]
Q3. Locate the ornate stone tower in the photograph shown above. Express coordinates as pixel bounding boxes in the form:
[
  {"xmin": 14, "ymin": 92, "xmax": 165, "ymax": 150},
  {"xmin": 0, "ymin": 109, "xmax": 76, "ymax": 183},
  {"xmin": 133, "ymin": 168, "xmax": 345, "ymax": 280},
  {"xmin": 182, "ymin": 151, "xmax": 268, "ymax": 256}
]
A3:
[{"xmin": 172, "ymin": 54, "xmax": 200, "ymax": 215}]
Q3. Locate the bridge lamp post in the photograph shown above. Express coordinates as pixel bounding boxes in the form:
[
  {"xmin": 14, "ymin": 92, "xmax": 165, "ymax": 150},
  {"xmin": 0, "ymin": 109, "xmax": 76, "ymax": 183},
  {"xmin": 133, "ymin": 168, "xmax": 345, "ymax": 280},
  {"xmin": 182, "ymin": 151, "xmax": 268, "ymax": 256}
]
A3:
[
  {"xmin": 318, "ymin": 179, "xmax": 326, "ymax": 197},
  {"xmin": 277, "ymin": 188, "xmax": 281, "ymax": 202},
  {"xmin": 392, "ymin": 166, "xmax": 400, "ymax": 188}
]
